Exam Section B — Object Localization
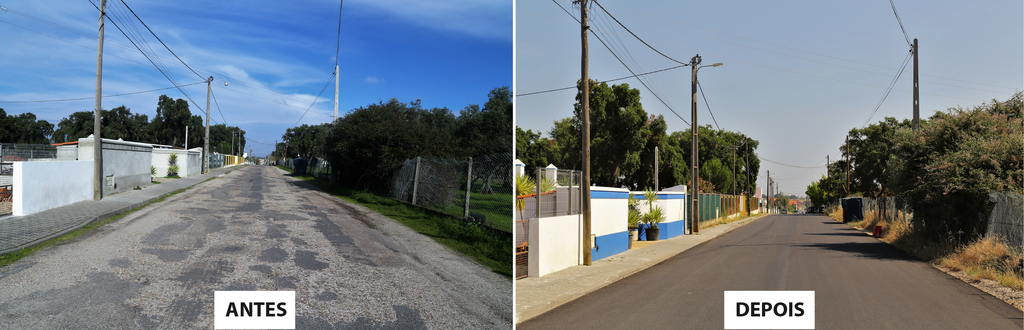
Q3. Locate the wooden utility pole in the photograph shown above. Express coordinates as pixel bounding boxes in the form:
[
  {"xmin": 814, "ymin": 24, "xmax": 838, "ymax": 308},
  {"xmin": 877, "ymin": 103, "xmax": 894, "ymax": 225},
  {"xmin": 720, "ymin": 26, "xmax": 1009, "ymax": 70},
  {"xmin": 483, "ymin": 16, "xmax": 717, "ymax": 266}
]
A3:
[
  {"xmin": 577, "ymin": 0, "xmax": 592, "ymax": 266},
  {"xmin": 913, "ymin": 38, "xmax": 919, "ymax": 132},
  {"xmin": 93, "ymin": 0, "xmax": 106, "ymax": 200}
]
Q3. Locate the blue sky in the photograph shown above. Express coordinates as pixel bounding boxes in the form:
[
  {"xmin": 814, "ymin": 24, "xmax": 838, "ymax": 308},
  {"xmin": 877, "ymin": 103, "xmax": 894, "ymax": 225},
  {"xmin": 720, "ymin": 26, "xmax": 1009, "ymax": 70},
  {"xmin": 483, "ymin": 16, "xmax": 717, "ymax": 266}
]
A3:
[
  {"xmin": 0, "ymin": 0, "xmax": 512, "ymax": 157},
  {"xmin": 515, "ymin": 0, "xmax": 1022, "ymax": 196}
]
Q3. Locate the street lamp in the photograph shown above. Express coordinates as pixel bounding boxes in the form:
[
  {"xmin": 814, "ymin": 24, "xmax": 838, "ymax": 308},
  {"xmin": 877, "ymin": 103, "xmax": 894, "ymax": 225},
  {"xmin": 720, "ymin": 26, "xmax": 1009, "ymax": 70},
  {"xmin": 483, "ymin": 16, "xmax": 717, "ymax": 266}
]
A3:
[{"xmin": 689, "ymin": 55, "xmax": 723, "ymax": 235}]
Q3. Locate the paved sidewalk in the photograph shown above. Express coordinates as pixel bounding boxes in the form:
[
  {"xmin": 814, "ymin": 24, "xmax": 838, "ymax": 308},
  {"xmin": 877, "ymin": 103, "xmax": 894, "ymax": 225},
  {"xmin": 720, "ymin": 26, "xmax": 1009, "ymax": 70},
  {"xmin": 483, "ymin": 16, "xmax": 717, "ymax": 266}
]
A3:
[
  {"xmin": 515, "ymin": 213, "xmax": 769, "ymax": 324},
  {"xmin": 0, "ymin": 166, "xmax": 240, "ymax": 255}
]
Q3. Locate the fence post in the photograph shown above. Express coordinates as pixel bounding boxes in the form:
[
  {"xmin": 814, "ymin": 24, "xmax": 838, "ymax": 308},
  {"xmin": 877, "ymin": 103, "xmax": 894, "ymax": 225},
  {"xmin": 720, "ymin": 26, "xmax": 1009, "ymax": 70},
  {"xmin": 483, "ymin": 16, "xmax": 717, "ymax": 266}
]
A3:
[
  {"xmin": 536, "ymin": 167, "xmax": 542, "ymax": 220},
  {"xmin": 412, "ymin": 156, "xmax": 421, "ymax": 205},
  {"xmin": 568, "ymin": 170, "xmax": 573, "ymax": 215},
  {"xmin": 464, "ymin": 157, "xmax": 472, "ymax": 220}
]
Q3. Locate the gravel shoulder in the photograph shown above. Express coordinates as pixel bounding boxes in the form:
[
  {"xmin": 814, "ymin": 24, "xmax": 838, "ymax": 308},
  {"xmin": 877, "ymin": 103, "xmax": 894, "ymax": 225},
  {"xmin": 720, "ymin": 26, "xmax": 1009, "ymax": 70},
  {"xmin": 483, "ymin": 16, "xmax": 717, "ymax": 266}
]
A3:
[{"xmin": 0, "ymin": 166, "xmax": 511, "ymax": 329}]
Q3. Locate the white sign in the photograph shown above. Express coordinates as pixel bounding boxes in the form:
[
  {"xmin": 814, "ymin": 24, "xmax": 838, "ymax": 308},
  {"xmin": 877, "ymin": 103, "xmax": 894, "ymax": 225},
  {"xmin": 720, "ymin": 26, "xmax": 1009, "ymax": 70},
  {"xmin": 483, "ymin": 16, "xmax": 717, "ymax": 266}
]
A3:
[
  {"xmin": 724, "ymin": 291, "xmax": 815, "ymax": 329},
  {"xmin": 215, "ymin": 291, "xmax": 295, "ymax": 329}
]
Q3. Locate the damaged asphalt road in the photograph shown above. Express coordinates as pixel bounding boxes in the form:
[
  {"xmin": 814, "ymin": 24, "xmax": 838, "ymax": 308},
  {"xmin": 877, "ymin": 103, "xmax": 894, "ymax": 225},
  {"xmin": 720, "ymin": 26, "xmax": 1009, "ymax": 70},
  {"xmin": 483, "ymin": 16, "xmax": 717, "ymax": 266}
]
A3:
[{"xmin": 0, "ymin": 166, "xmax": 511, "ymax": 329}]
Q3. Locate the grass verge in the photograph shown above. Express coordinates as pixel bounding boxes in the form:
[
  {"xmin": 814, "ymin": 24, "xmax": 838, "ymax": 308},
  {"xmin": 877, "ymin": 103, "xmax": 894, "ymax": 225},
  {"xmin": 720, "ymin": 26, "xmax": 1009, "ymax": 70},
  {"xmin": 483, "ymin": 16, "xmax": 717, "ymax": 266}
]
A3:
[
  {"xmin": 0, "ymin": 175, "xmax": 219, "ymax": 269},
  {"xmin": 275, "ymin": 166, "xmax": 512, "ymax": 278}
]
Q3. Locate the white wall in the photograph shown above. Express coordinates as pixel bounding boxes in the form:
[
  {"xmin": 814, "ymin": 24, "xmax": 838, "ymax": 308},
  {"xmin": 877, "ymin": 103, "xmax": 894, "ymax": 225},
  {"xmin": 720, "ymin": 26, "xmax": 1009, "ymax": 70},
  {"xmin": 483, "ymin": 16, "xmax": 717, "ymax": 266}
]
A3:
[
  {"xmin": 591, "ymin": 186, "xmax": 629, "ymax": 237},
  {"xmin": 13, "ymin": 161, "xmax": 94, "ymax": 216},
  {"xmin": 152, "ymin": 148, "xmax": 202, "ymax": 178},
  {"xmin": 78, "ymin": 137, "xmax": 153, "ymax": 195},
  {"xmin": 528, "ymin": 213, "xmax": 582, "ymax": 277}
]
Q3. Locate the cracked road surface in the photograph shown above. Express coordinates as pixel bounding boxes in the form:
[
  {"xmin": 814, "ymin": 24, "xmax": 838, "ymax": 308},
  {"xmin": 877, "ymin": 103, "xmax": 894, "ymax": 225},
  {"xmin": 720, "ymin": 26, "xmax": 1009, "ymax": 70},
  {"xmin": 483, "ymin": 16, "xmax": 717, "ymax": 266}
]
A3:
[{"xmin": 0, "ymin": 166, "xmax": 511, "ymax": 329}]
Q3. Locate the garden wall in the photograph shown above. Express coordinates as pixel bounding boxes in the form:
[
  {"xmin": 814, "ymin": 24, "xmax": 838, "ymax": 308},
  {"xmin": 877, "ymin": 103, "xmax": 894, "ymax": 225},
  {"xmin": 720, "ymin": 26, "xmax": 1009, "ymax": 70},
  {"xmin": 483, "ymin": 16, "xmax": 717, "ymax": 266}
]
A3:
[
  {"xmin": 78, "ymin": 137, "xmax": 152, "ymax": 194},
  {"xmin": 13, "ymin": 160, "xmax": 94, "ymax": 216}
]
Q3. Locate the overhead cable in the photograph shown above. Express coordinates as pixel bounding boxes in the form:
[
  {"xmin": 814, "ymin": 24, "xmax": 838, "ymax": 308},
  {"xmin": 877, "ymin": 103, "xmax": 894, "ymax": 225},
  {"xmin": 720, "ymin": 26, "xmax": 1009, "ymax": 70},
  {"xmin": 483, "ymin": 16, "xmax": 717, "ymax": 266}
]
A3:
[{"xmin": 0, "ymin": 81, "xmax": 204, "ymax": 103}]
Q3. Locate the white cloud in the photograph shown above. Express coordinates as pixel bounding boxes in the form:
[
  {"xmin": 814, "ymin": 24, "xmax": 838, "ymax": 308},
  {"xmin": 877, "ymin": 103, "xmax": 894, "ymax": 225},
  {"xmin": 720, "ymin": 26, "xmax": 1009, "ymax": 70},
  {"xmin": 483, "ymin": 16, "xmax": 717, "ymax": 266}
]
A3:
[{"xmin": 364, "ymin": 75, "xmax": 383, "ymax": 84}]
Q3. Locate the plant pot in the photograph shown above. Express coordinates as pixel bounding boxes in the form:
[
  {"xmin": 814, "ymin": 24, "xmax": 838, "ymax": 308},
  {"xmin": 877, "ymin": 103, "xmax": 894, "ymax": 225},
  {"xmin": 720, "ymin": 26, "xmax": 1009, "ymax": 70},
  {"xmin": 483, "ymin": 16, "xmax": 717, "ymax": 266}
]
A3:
[{"xmin": 646, "ymin": 227, "xmax": 660, "ymax": 241}]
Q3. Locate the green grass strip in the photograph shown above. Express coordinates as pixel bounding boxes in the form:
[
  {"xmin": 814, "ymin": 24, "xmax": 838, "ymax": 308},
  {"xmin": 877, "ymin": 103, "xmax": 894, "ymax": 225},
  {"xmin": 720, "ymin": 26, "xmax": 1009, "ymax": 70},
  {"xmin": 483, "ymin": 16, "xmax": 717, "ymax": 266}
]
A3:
[
  {"xmin": 0, "ymin": 174, "xmax": 219, "ymax": 269},
  {"xmin": 274, "ymin": 166, "xmax": 512, "ymax": 278}
]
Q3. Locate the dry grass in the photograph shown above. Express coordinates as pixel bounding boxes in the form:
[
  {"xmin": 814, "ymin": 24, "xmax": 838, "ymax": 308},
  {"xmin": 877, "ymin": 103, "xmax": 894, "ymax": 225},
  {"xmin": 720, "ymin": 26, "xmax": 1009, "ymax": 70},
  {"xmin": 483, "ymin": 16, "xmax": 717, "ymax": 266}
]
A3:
[
  {"xmin": 835, "ymin": 207, "xmax": 1023, "ymax": 294},
  {"xmin": 939, "ymin": 237, "xmax": 1023, "ymax": 290}
]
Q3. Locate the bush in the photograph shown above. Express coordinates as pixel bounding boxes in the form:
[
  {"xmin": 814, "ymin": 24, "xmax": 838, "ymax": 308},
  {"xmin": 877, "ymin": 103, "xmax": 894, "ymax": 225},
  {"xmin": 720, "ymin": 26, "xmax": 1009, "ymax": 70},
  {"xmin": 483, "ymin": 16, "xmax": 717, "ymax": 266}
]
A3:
[{"xmin": 886, "ymin": 92, "xmax": 1023, "ymax": 242}]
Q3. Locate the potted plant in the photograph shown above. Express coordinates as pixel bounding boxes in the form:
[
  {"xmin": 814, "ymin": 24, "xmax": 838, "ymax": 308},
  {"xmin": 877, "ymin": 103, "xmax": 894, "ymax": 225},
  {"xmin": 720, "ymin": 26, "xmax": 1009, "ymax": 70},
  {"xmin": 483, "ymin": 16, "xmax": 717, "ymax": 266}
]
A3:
[
  {"xmin": 642, "ymin": 188, "xmax": 665, "ymax": 241},
  {"xmin": 627, "ymin": 192, "xmax": 642, "ymax": 248}
]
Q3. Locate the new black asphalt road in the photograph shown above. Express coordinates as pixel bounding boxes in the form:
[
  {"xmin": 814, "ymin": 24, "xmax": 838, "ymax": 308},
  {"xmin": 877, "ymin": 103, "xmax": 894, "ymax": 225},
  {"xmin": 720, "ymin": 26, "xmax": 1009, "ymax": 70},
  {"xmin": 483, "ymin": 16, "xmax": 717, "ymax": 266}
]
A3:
[
  {"xmin": 0, "ymin": 166, "xmax": 510, "ymax": 329},
  {"xmin": 520, "ymin": 213, "xmax": 1022, "ymax": 329}
]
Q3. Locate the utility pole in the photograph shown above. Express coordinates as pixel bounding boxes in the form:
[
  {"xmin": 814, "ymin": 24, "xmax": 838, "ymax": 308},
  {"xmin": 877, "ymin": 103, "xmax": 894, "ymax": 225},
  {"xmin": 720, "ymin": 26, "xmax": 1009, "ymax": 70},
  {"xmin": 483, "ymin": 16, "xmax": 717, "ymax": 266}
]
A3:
[
  {"xmin": 185, "ymin": 126, "xmax": 188, "ymax": 150},
  {"xmin": 912, "ymin": 38, "xmax": 919, "ymax": 132},
  {"xmin": 846, "ymin": 135, "xmax": 850, "ymax": 196},
  {"xmin": 231, "ymin": 132, "xmax": 234, "ymax": 156},
  {"xmin": 577, "ymin": 0, "xmax": 592, "ymax": 266},
  {"xmin": 826, "ymin": 155, "xmax": 830, "ymax": 201},
  {"xmin": 93, "ymin": 0, "xmax": 106, "ymax": 201},
  {"xmin": 732, "ymin": 144, "xmax": 736, "ymax": 195},
  {"xmin": 654, "ymin": 146, "xmax": 659, "ymax": 190},
  {"xmin": 745, "ymin": 136, "xmax": 750, "ymax": 216},
  {"xmin": 766, "ymin": 170, "xmax": 770, "ymax": 214},
  {"xmin": 334, "ymin": 65, "xmax": 340, "ymax": 122},
  {"xmin": 690, "ymin": 54, "xmax": 701, "ymax": 234},
  {"xmin": 204, "ymin": 76, "xmax": 213, "ymax": 174}
]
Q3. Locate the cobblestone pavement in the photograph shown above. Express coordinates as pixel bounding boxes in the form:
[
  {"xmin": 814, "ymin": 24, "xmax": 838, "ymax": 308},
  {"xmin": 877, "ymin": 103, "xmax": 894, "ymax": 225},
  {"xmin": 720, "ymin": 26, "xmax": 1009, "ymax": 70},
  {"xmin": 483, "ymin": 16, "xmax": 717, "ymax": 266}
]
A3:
[
  {"xmin": 0, "ymin": 165, "xmax": 512, "ymax": 329},
  {"xmin": 0, "ymin": 166, "xmax": 236, "ymax": 254}
]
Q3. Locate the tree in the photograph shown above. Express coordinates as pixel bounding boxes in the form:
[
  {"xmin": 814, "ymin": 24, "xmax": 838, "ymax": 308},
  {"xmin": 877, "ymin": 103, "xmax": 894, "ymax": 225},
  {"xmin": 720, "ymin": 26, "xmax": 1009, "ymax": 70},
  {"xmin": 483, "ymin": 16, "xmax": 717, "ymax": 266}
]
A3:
[
  {"xmin": 282, "ymin": 124, "xmax": 329, "ymax": 159},
  {"xmin": 324, "ymin": 98, "xmax": 456, "ymax": 192},
  {"xmin": 885, "ymin": 92, "xmax": 1023, "ymax": 240},
  {"xmin": 0, "ymin": 109, "xmax": 54, "ymax": 144},
  {"xmin": 572, "ymin": 80, "xmax": 651, "ymax": 187},
  {"xmin": 455, "ymin": 86, "xmax": 512, "ymax": 157},
  {"xmin": 151, "ymin": 95, "xmax": 192, "ymax": 147},
  {"xmin": 515, "ymin": 126, "xmax": 560, "ymax": 175}
]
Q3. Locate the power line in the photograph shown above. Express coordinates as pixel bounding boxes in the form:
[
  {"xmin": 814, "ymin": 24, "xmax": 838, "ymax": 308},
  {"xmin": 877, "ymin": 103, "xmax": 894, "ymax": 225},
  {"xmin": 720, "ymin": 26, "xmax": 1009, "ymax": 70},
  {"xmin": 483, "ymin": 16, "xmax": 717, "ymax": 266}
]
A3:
[
  {"xmin": 516, "ymin": 64, "xmax": 687, "ymax": 97},
  {"xmin": 591, "ymin": 0, "xmax": 683, "ymax": 64},
  {"xmin": 600, "ymin": 3, "xmax": 1014, "ymax": 91},
  {"xmin": 889, "ymin": 0, "xmax": 912, "ymax": 47},
  {"xmin": 89, "ymin": 0, "xmax": 208, "ymax": 116},
  {"xmin": 211, "ymin": 89, "xmax": 227, "ymax": 126},
  {"xmin": 334, "ymin": 0, "xmax": 344, "ymax": 68},
  {"xmin": 697, "ymin": 80, "xmax": 719, "ymax": 131},
  {"xmin": 552, "ymin": 0, "xmax": 690, "ymax": 126},
  {"xmin": 0, "ymin": 81, "xmax": 204, "ymax": 103},
  {"xmin": 862, "ymin": 50, "xmax": 913, "ymax": 128},
  {"xmin": 521, "ymin": 8, "xmax": 988, "ymax": 102},
  {"xmin": 761, "ymin": 156, "xmax": 827, "ymax": 169},
  {"xmin": 118, "ymin": 0, "xmax": 204, "ymax": 79},
  {"xmin": 293, "ymin": 71, "xmax": 337, "ymax": 127}
]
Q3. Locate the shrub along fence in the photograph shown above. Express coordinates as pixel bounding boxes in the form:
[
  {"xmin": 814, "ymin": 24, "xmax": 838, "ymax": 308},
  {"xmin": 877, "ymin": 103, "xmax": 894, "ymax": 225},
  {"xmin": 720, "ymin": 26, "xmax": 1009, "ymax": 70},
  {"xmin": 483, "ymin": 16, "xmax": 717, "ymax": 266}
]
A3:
[{"xmin": 391, "ymin": 153, "xmax": 513, "ymax": 234}]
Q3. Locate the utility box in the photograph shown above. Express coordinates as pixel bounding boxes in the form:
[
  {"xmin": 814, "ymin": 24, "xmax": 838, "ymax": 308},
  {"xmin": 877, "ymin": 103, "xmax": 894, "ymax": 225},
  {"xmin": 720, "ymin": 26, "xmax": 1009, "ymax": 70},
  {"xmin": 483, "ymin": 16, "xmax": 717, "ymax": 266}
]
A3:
[
  {"xmin": 841, "ymin": 197, "xmax": 864, "ymax": 223},
  {"xmin": 293, "ymin": 158, "xmax": 308, "ymax": 176}
]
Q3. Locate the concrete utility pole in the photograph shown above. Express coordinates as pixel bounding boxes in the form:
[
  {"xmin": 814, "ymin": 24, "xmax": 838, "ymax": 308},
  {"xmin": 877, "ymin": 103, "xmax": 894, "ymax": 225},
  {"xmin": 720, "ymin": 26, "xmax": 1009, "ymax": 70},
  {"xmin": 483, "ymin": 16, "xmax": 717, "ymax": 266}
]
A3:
[
  {"xmin": 826, "ymin": 155, "xmax": 830, "ymax": 200},
  {"xmin": 577, "ymin": 0, "xmax": 592, "ymax": 266},
  {"xmin": 93, "ymin": 0, "xmax": 106, "ymax": 201},
  {"xmin": 231, "ymin": 132, "xmax": 234, "ymax": 156},
  {"xmin": 185, "ymin": 126, "xmax": 188, "ymax": 150},
  {"xmin": 654, "ymin": 146, "xmax": 659, "ymax": 190},
  {"xmin": 745, "ymin": 136, "xmax": 750, "ymax": 216},
  {"xmin": 690, "ymin": 54, "xmax": 701, "ymax": 234},
  {"xmin": 203, "ymin": 76, "xmax": 213, "ymax": 174},
  {"xmin": 846, "ymin": 135, "xmax": 850, "ymax": 195},
  {"xmin": 334, "ymin": 65, "xmax": 339, "ymax": 123},
  {"xmin": 912, "ymin": 38, "xmax": 919, "ymax": 132},
  {"xmin": 732, "ymin": 144, "xmax": 736, "ymax": 195}
]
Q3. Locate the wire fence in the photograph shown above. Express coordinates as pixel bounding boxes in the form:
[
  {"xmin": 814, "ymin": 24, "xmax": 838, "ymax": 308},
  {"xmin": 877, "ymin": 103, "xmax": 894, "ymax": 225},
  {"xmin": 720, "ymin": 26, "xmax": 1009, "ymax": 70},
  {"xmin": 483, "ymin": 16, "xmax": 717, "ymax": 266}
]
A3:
[{"xmin": 391, "ymin": 153, "xmax": 513, "ymax": 233}]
